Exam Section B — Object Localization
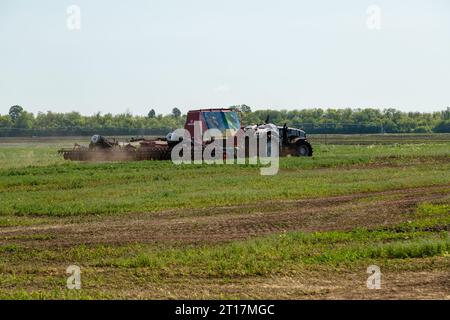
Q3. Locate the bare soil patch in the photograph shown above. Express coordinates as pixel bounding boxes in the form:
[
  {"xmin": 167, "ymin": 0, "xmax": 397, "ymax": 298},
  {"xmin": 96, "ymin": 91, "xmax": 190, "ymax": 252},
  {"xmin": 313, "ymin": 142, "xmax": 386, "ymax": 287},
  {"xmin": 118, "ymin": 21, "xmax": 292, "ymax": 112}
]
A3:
[{"xmin": 1, "ymin": 185, "xmax": 448, "ymax": 248}]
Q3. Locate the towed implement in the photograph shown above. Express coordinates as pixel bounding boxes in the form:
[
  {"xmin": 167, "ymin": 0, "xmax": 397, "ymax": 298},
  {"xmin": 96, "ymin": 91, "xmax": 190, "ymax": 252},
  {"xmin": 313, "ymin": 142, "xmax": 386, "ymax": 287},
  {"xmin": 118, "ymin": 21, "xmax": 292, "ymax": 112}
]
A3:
[
  {"xmin": 58, "ymin": 108, "xmax": 312, "ymax": 161},
  {"xmin": 58, "ymin": 135, "xmax": 172, "ymax": 161}
]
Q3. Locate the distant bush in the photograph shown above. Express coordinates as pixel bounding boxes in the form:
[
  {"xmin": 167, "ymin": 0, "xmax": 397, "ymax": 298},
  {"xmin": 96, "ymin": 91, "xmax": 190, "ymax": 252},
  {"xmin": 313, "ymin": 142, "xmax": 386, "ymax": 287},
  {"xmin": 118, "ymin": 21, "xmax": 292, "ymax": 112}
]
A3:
[{"xmin": 433, "ymin": 120, "xmax": 450, "ymax": 133}]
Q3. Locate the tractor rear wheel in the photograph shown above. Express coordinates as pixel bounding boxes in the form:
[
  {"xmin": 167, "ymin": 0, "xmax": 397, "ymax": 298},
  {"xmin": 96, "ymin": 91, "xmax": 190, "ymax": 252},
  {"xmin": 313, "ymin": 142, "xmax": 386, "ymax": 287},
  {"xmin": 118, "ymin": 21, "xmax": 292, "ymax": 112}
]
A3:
[{"xmin": 294, "ymin": 140, "xmax": 313, "ymax": 157}]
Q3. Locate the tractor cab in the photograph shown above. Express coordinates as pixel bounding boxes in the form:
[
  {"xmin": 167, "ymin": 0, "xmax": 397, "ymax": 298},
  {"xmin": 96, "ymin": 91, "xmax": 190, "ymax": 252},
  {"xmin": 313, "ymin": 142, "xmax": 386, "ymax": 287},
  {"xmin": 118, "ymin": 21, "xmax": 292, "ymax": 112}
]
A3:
[
  {"xmin": 184, "ymin": 109, "xmax": 241, "ymax": 138},
  {"xmin": 278, "ymin": 126, "xmax": 307, "ymax": 141}
]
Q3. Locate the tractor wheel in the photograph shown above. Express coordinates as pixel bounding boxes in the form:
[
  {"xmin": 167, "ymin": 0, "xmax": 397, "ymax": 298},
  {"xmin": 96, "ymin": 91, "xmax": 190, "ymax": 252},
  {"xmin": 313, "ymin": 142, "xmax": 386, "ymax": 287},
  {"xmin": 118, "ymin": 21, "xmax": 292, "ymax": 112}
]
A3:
[{"xmin": 294, "ymin": 140, "xmax": 313, "ymax": 157}]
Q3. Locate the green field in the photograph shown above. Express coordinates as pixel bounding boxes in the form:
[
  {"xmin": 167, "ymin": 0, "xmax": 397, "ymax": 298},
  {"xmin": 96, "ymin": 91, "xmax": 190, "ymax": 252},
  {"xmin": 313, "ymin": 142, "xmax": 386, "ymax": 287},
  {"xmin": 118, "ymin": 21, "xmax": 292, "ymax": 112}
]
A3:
[{"xmin": 0, "ymin": 135, "xmax": 449, "ymax": 299}]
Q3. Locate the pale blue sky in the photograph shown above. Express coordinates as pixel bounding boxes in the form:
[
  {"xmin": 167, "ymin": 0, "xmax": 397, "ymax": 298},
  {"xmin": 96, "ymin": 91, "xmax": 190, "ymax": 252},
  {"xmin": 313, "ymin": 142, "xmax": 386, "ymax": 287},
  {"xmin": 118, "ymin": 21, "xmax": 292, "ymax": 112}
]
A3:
[{"xmin": 0, "ymin": 0, "xmax": 449, "ymax": 115}]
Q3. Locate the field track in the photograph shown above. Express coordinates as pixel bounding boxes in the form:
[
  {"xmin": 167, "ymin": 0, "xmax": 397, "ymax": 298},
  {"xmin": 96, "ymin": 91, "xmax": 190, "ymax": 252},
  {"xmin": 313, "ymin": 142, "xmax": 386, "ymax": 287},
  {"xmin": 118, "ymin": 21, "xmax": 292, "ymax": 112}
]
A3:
[{"xmin": 1, "ymin": 184, "xmax": 448, "ymax": 247}]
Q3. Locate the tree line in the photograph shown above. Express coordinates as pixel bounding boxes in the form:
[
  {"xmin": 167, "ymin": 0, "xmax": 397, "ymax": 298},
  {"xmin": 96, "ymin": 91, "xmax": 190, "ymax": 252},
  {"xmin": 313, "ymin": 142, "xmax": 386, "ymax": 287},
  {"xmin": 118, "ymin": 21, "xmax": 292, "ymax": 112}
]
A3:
[{"xmin": 1, "ymin": 105, "xmax": 449, "ymax": 137}]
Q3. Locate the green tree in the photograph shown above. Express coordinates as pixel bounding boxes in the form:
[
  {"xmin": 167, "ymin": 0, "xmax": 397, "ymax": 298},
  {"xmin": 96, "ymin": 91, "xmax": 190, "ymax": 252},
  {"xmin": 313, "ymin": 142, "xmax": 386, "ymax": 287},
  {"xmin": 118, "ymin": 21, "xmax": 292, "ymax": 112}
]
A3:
[
  {"xmin": 230, "ymin": 104, "xmax": 252, "ymax": 113},
  {"xmin": 9, "ymin": 105, "xmax": 23, "ymax": 122},
  {"xmin": 0, "ymin": 115, "xmax": 13, "ymax": 128},
  {"xmin": 240, "ymin": 104, "xmax": 252, "ymax": 113},
  {"xmin": 442, "ymin": 107, "xmax": 450, "ymax": 120},
  {"xmin": 433, "ymin": 120, "xmax": 450, "ymax": 133},
  {"xmin": 148, "ymin": 109, "xmax": 156, "ymax": 118},
  {"xmin": 14, "ymin": 111, "xmax": 34, "ymax": 129},
  {"xmin": 172, "ymin": 107, "xmax": 181, "ymax": 117}
]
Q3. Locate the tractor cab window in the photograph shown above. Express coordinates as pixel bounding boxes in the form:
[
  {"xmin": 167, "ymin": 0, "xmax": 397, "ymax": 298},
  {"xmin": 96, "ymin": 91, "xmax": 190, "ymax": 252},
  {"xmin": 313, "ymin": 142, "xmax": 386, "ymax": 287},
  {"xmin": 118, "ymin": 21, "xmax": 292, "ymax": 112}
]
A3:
[
  {"xmin": 223, "ymin": 111, "xmax": 240, "ymax": 131},
  {"xmin": 203, "ymin": 111, "xmax": 241, "ymax": 134}
]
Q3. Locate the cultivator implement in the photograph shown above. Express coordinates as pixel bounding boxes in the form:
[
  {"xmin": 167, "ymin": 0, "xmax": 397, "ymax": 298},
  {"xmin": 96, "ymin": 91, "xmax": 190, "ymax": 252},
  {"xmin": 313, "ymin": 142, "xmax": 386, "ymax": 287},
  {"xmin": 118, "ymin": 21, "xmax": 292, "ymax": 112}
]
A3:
[{"xmin": 58, "ymin": 135, "xmax": 171, "ymax": 161}]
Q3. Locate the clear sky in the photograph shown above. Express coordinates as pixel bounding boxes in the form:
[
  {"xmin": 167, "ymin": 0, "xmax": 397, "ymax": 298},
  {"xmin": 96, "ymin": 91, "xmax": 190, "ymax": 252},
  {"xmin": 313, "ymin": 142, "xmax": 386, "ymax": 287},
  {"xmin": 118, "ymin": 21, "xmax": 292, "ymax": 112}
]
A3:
[{"xmin": 0, "ymin": 0, "xmax": 449, "ymax": 115}]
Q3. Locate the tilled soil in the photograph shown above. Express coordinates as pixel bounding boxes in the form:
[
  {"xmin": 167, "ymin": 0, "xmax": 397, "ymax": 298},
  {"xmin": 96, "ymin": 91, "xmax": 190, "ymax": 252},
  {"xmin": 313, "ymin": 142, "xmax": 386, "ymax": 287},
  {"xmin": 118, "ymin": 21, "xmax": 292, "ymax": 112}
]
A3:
[
  {"xmin": 121, "ymin": 268, "xmax": 450, "ymax": 299},
  {"xmin": 1, "ymin": 184, "xmax": 449, "ymax": 248}
]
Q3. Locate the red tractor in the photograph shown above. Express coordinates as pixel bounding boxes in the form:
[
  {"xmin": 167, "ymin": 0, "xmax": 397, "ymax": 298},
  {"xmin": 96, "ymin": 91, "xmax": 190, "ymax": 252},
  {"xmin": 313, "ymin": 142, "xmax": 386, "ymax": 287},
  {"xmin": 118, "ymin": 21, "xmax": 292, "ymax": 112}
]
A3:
[{"xmin": 58, "ymin": 108, "xmax": 312, "ymax": 161}]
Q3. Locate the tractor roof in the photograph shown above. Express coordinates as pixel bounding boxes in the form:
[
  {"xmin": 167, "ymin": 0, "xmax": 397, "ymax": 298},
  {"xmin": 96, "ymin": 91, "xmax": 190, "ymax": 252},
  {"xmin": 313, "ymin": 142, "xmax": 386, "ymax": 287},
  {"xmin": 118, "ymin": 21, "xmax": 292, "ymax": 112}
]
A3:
[{"xmin": 187, "ymin": 108, "xmax": 236, "ymax": 113}]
